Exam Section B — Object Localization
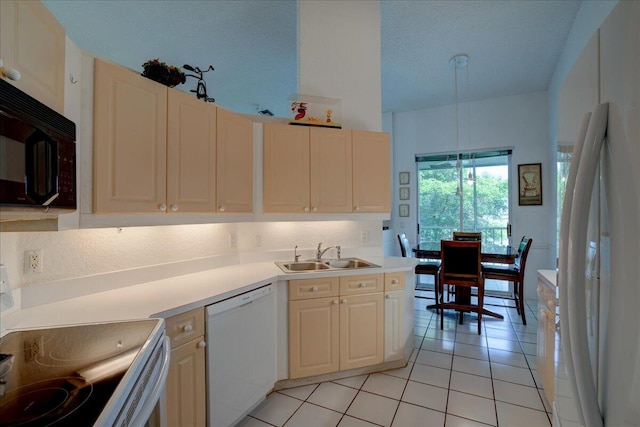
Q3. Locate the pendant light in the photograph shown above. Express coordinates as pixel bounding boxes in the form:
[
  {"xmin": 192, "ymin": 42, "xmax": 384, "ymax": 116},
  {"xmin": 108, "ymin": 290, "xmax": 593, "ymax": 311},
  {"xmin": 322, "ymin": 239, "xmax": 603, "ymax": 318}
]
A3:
[{"xmin": 451, "ymin": 54, "xmax": 470, "ymax": 194}]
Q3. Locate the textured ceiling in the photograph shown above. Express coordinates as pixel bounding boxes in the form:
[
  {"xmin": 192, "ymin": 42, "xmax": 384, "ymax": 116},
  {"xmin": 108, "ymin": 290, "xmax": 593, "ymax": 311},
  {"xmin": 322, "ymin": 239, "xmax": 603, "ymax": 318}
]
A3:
[{"xmin": 43, "ymin": 0, "xmax": 581, "ymax": 117}]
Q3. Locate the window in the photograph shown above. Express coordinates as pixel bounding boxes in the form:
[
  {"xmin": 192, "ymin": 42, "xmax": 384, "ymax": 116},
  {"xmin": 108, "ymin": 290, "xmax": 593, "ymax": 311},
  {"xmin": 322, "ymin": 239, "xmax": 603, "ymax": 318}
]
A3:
[{"xmin": 416, "ymin": 150, "xmax": 512, "ymax": 252}]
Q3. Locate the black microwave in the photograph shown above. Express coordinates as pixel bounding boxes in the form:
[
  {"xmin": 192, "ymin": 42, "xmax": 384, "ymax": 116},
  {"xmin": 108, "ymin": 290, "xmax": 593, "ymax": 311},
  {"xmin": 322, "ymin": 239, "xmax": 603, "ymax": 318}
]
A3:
[{"xmin": 0, "ymin": 79, "xmax": 76, "ymax": 210}]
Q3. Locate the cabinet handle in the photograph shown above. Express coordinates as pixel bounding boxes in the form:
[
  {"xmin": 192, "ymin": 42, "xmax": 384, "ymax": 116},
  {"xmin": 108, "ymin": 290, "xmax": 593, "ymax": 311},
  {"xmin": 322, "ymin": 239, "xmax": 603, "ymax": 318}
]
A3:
[
  {"xmin": 341, "ymin": 298, "xmax": 347, "ymax": 304},
  {"xmin": 539, "ymin": 309, "xmax": 547, "ymax": 320},
  {"xmin": 354, "ymin": 206, "xmax": 360, "ymax": 212},
  {"xmin": 0, "ymin": 60, "xmax": 21, "ymax": 81},
  {"xmin": 197, "ymin": 341, "xmax": 206, "ymax": 349},
  {"xmin": 219, "ymin": 206, "xmax": 225, "ymax": 212},
  {"xmin": 391, "ymin": 279, "xmax": 399, "ymax": 284},
  {"xmin": 159, "ymin": 204, "xmax": 167, "ymax": 211},
  {"xmin": 304, "ymin": 207, "xmax": 309, "ymax": 212},
  {"xmin": 332, "ymin": 300, "xmax": 338, "ymax": 305},
  {"xmin": 311, "ymin": 286, "xmax": 319, "ymax": 292},
  {"xmin": 359, "ymin": 283, "xmax": 367, "ymax": 288},
  {"xmin": 386, "ymin": 294, "xmax": 391, "ymax": 299},
  {"xmin": 170, "ymin": 204, "xmax": 178, "ymax": 212},
  {"xmin": 312, "ymin": 206, "xmax": 318, "ymax": 212},
  {"xmin": 182, "ymin": 325, "xmax": 193, "ymax": 333}
]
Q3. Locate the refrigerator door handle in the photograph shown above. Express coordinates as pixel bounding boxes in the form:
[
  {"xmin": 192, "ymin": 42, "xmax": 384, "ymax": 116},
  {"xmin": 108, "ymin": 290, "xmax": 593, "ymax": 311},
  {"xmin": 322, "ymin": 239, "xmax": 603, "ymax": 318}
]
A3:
[
  {"xmin": 567, "ymin": 103, "xmax": 608, "ymax": 427},
  {"xmin": 558, "ymin": 111, "xmax": 592, "ymax": 421}
]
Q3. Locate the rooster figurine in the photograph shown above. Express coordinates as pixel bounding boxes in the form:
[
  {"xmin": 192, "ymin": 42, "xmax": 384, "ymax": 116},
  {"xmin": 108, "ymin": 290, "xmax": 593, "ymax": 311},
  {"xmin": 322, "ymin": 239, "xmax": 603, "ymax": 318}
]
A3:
[{"xmin": 291, "ymin": 102, "xmax": 307, "ymax": 120}]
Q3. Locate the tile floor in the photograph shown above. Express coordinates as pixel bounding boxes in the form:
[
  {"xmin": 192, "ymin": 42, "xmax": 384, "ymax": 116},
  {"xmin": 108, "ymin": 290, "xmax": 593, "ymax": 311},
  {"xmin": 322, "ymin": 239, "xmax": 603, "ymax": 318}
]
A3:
[{"xmin": 239, "ymin": 291, "xmax": 551, "ymax": 427}]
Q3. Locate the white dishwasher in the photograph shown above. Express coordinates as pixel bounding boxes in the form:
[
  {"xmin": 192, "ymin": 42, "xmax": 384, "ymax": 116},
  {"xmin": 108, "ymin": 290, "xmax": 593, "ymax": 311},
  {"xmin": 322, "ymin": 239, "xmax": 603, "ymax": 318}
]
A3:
[{"xmin": 206, "ymin": 283, "xmax": 276, "ymax": 427}]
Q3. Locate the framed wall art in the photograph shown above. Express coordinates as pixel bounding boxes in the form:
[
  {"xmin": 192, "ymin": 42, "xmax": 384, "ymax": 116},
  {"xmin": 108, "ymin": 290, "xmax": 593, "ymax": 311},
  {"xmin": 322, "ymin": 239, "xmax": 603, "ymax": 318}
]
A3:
[
  {"xmin": 518, "ymin": 163, "xmax": 542, "ymax": 205},
  {"xmin": 399, "ymin": 187, "xmax": 410, "ymax": 200},
  {"xmin": 399, "ymin": 171, "xmax": 410, "ymax": 185}
]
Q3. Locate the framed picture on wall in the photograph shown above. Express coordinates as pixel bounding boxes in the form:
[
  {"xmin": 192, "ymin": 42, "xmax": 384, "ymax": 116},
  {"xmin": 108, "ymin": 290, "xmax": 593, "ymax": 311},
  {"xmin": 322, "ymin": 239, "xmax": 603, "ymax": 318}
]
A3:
[
  {"xmin": 399, "ymin": 171, "xmax": 410, "ymax": 185},
  {"xmin": 399, "ymin": 187, "xmax": 410, "ymax": 200},
  {"xmin": 518, "ymin": 163, "xmax": 542, "ymax": 205}
]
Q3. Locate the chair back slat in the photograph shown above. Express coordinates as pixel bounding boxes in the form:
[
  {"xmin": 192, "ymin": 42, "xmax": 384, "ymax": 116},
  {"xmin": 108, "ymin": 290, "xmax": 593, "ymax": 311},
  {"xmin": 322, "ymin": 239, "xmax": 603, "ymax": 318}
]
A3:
[
  {"xmin": 398, "ymin": 233, "xmax": 412, "ymax": 258},
  {"xmin": 452, "ymin": 231, "xmax": 482, "ymax": 241},
  {"xmin": 441, "ymin": 240, "xmax": 482, "ymax": 280}
]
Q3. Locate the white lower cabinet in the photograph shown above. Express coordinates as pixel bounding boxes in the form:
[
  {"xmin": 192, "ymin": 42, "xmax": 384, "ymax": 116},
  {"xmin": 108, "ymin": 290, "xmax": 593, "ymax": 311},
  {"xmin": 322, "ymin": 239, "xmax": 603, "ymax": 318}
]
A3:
[
  {"xmin": 384, "ymin": 272, "xmax": 406, "ymax": 362},
  {"xmin": 384, "ymin": 290, "xmax": 405, "ymax": 361}
]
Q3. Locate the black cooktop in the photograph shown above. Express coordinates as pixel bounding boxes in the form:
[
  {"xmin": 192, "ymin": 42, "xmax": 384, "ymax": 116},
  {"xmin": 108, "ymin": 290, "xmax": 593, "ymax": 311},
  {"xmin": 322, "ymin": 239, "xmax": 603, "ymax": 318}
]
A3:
[{"xmin": 0, "ymin": 320, "xmax": 159, "ymax": 426}]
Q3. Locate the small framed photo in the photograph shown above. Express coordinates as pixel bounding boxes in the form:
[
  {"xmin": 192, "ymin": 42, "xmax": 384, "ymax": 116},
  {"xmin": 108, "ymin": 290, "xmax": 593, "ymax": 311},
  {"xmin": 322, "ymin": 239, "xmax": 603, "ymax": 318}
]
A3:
[
  {"xmin": 399, "ymin": 171, "xmax": 410, "ymax": 185},
  {"xmin": 399, "ymin": 187, "xmax": 410, "ymax": 200},
  {"xmin": 518, "ymin": 163, "xmax": 542, "ymax": 206},
  {"xmin": 399, "ymin": 204, "xmax": 410, "ymax": 217}
]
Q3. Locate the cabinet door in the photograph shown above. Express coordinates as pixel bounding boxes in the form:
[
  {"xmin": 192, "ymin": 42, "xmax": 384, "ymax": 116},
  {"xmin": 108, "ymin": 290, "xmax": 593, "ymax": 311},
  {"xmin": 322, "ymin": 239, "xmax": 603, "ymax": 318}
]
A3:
[
  {"xmin": 93, "ymin": 58, "xmax": 168, "ymax": 213},
  {"xmin": 166, "ymin": 337, "xmax": 207, "ymax": 427},
  {"xmin": 263, "ymin": 123, "xmax": 310, "ymax": 213},
  {"xmin": 352, "ymin": 131, "xmax": 390, "ymax": 213},
  {"xmin": 216, "ymin": 108, "xmax": 253, "ymax": 212},
  {"xmin": 0, "ymin": 1, "xmax": 65, "ymax": 112},
  {"xmin": 340, "ymin": 293, "xmax": 384, "ymax": 370},
  {"xmin": 384, "ymin": 290, "xmax": 405, "ymax": 361},
  {"xmin": 289, "ymin": 297, "xmax": 339, "ymax": 379},
  {"xmin": 310, "ymin": 128, "xmax": 352, "ymax": 213},
  {"xmin": 167, "ymin": 90, "xmax": 216, "ymax": 213}
]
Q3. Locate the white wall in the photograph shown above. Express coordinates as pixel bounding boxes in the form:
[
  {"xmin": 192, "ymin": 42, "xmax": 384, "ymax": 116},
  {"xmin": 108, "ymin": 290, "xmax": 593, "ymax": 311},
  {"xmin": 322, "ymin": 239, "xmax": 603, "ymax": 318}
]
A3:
[
  {"xmin": 388, "ymin": 91, "xmax": 551, "ymax": 299},
  {"xmin": 0, "ymin": 220, "xmax": 383, "ymax": 293},
  {"xmin": 298, "ymin": 0, "xmax": 382, "ymax": 131}
]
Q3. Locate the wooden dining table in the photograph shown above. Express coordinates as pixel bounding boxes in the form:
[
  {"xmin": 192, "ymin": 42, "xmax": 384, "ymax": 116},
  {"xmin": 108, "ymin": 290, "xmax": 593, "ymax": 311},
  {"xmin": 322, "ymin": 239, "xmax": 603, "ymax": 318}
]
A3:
[{"xmin": 412, "ymin": 243, "xmax": 518, "ymax": 321}]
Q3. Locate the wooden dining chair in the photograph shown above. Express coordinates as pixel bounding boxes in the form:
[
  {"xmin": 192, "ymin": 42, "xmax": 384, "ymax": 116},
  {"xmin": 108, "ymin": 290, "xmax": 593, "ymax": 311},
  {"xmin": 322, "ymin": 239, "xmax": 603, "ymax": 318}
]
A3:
[
  {"xmin": 398, "ymin": 233, "xmax": 441, "ymax": 311},
  {"xmin": 453, "ymin": 231, "xmax": 482, "ymax": 241},
  {"xmin": 482, "ymin": 236, "xmax": 532, "ymax": 324},
  {"xmin": 439, "ymin": 239, "xmax": 484, "ymax": 334}
]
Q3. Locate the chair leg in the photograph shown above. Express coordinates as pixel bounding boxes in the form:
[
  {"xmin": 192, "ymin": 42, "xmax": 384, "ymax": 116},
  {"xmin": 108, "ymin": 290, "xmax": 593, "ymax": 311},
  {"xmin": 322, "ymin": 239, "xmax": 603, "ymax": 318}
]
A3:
[
  {"xmin": 440, "ymin": 278, "xmax": 445, "ymax": 330},
  {"xmin": 513, "ymin": 281, "xmax": 521, "ymax": 315},
  {"xmin": 519, "ymin": 280, "xmax": 527, "ymax": 325},
  {"xmin": 433, "ymin": 273, "xmax": 439, "ymax": 314},
  {"xmin": 477, "ymin": 284, "xmax": 484, "ymax": 335}
]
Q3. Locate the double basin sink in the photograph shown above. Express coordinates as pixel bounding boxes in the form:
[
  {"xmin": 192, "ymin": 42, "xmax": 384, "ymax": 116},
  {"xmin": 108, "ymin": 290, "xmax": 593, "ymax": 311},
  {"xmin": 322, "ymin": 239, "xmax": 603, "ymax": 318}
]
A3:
[{"xmin": 275, "ymin": 257, "xmax": 380, "ymax": 273}]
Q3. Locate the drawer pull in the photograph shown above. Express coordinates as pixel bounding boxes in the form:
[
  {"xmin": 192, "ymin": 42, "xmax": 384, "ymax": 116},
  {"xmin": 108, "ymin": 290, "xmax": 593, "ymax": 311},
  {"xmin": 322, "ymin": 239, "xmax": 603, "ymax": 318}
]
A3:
[
  {"xmin": 360, "ymin": 283, "xmax": 367, "ymax": 288},
  {"xmin": 198, "ymin": 341, "xmax": 206, "ymax": 349},
  {"xmin": 311, "ymin": 286, "xmax": 319, "ymax": 292},
  {"xmin": 332, "ymin": 300, "xmax": 338, "ymax": 305},
  {"xmin": 341, "ymin": 298, "xmax": 347, "ymax": 304},
  {"xmin": 391, "ymin": 279, "xmax": 399, "ymax": 285},
  {"xmin": 386, "ymin": 294, "xmax": 391, "ymax": 299},
  {"xmin": 182, "ymin": 325, "xmax": 193, "ymax": 333}
]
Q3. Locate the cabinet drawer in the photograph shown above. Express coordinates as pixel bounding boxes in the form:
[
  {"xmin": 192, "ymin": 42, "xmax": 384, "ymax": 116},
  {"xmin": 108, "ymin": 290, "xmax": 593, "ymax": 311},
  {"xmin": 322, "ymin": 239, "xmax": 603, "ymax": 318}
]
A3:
[
  {"xmin": 384, "ymin": 272, "xmax": 405, "ymax": 291},
  {"xmin": 340, "ymin": 274, "xmax": 384, "ymax": 296},
  {"xmin": 165, "ymin": 307, "xmax": 205, "ymax": 348},
  {"xmin": 289, "ymin": 277, "xmax": 340, "ymax": 300}
]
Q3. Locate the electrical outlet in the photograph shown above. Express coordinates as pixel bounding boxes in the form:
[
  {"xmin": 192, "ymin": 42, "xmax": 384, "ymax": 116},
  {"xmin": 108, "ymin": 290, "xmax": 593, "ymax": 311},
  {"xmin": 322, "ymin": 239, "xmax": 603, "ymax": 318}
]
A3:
[
  {"xmin": 23, "ymin": 336, "xmax": 44, "ymax": 362},
  {"xmin": 24, "ymin": 250, "xmax": 43, "ymax": 273},
  {"xmin": 360, "ymin": 231, "xmax": 369, "ymax": 242},
  {"xmin": 228, "ymin": 232, "xmax": 237, "ymax": 249},
  {"xmin": 254, "ymin": 234, "xmax": 262, "ymax": 247}
]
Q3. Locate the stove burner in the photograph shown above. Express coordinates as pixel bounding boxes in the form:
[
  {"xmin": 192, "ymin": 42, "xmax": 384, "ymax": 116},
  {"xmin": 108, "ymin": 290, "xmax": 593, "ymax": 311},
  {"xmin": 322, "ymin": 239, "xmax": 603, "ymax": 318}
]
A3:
[{"xmin": 0, "ymin": 377, "xmax": 92, "ymax": 427}]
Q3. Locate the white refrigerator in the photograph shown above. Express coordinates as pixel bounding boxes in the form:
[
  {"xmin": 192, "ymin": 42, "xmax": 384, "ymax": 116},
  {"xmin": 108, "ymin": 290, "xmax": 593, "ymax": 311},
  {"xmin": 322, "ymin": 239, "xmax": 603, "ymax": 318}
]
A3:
[{"xmin": 555, "ymin": 2, "xmax": 640, "ymax": 427}]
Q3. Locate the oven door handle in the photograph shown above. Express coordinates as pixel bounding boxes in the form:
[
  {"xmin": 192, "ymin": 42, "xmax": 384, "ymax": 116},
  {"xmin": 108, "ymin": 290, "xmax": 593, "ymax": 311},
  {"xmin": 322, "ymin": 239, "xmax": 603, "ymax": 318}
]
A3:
[{"xmin": 130, "ymin": 335, "xmax": 171, "ymax": 426}]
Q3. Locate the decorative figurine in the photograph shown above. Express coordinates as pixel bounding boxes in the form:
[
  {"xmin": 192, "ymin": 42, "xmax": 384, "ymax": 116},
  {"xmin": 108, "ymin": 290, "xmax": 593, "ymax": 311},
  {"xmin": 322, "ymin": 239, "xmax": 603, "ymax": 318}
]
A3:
[
  {"xmin": 326, "ymin": 109, "xmax": 332, "ymax": 123},
  {"xmin": 291, "ymin": 102, "xmax": 307, "ymax": 120}
]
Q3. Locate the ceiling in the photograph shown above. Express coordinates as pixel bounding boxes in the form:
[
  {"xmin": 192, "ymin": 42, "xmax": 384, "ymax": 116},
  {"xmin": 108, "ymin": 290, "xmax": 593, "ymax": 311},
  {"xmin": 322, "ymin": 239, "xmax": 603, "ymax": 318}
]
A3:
[{"xmin": 43, "ymin": 0, "xmax": 581, "ymax": 118}]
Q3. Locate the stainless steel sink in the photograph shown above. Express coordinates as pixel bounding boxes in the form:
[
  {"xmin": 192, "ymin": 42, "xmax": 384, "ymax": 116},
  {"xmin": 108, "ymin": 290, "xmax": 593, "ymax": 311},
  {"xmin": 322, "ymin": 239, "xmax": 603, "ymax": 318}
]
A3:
[
  {"xmin": 279, "ymin": 261, "xmax": 330, "ymax": 271},
  {"xmin": 275, "ymin": 257, "xmax": 379, "ymax": 273}
]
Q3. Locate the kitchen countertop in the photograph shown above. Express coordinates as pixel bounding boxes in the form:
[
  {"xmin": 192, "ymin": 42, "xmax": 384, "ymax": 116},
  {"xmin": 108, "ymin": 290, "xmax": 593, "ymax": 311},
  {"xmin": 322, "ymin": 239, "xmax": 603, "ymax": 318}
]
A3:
[
  {"xmin": 4, "ymin": 256, "xmax": 414, "ymax": 331},
  {"xmin": 537, "ymin": 269, "xmax": 557, "ymax": 287}
]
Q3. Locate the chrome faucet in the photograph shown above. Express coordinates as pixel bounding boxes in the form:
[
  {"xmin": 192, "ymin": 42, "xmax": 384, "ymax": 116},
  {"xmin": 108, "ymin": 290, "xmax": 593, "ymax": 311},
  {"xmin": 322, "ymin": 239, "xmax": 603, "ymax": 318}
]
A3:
[
  {"xmin": 294, "ymin": 245, "xmax": 300, "ymax": 262},
  {"xmin": 316, "ymin": 243, "xmax": 341, "ymax": 261}
]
